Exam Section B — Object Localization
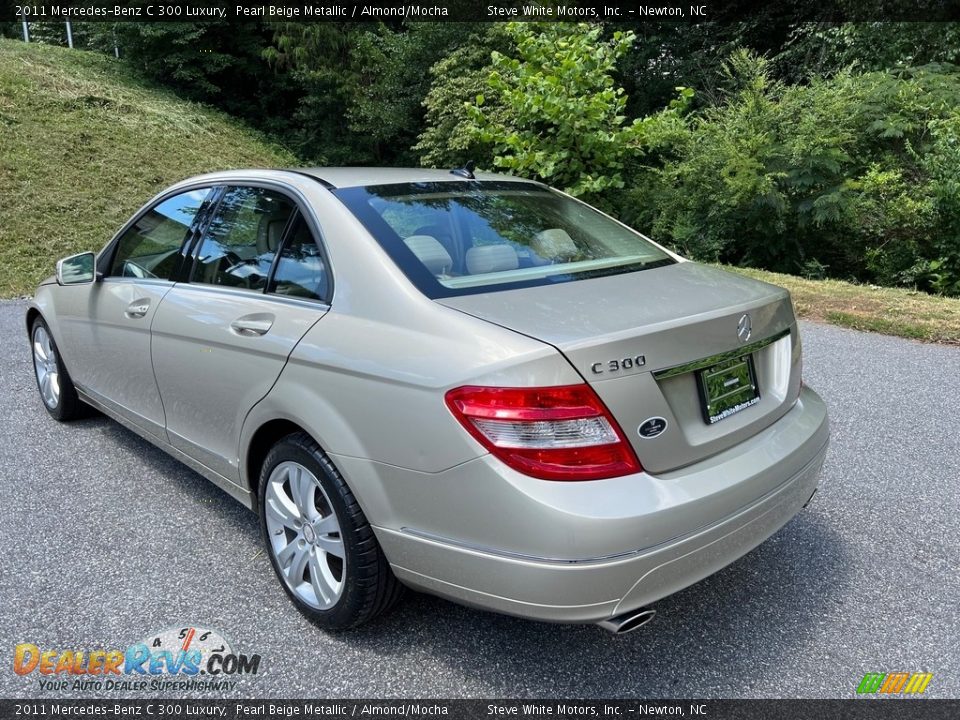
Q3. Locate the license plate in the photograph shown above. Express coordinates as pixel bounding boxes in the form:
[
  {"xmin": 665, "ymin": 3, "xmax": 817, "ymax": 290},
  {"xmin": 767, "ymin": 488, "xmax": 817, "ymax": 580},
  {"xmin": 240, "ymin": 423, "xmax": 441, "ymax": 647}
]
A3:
[{"xmin": 696, "ymin": 354, "xmax": 760, "ymax": 424}]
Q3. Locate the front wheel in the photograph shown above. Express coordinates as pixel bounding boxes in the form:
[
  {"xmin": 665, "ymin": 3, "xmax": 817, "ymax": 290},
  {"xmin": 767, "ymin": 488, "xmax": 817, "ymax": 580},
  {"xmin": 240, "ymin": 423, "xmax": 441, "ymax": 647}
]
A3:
[
  {"xmin": 258, "ymin": 432, "xmax": 403, "ymax": 629},
  {"xmin": 31, "ymin": 317, "xmax": 85, "ymax": 421}
]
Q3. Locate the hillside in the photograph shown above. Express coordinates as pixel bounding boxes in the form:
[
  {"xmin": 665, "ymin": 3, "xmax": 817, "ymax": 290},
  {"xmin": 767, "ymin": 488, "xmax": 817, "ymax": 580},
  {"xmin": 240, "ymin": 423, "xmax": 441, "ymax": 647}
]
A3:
[
  {"xmin": 1, "ymin": 40, "xmax": 958, "ymax": 344},
  {"xmin": 0, "ymin": 39, "xmax": 296, "ymax": 297}
]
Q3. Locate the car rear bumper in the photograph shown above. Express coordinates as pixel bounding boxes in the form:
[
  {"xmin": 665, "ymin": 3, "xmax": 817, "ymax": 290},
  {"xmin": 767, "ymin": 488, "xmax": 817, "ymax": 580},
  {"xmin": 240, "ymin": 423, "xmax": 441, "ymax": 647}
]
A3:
[{"xmin": 370, "ymin": 386, "xmax": 828, "ymax": 624}]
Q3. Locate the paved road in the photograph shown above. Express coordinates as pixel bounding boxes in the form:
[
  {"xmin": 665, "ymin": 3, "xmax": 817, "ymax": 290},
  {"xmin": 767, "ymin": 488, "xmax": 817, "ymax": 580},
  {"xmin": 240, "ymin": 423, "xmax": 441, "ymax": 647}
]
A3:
[{"xmin": 0, "ymin": 299, "xmax": 957, "ymax": 699}]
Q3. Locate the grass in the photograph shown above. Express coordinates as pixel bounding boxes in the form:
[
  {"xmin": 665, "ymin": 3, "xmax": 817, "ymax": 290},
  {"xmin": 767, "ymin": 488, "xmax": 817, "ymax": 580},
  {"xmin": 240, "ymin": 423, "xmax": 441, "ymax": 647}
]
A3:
[
  {"xmin": 0, "ymin": 39, "xmax": 295, "ymax": 297},
  {"xmin": 726, "ymin": 266, "xmax": 960, "ymax": 345},
  {"xmin": 1, "ymin": 40, "xmax": 957, "ymax": 346}
]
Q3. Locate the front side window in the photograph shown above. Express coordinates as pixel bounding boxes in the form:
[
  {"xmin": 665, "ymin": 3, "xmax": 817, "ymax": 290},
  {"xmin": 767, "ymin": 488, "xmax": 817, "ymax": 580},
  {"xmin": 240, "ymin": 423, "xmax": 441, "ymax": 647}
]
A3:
[
  {"xmin": 109, "ymin": 188, "xmax": 211, "ymax": 280},
  {"xmin": 191, "ymin": 187, "xmax": 296, "ymax": 291},
  {"xmin": 334, "ymin": 181, "xmax": 674, "ymax": 298}
]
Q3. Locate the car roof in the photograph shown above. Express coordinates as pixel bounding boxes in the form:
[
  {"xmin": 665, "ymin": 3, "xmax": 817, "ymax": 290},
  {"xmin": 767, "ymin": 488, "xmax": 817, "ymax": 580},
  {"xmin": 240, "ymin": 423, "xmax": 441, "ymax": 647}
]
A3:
[
  {"xmin": 164, "ymin": 167, "xmax": 541, "ymax": 195},
  {"xmin": 293, "ymin": 167, "xmax": 532, "ymax": 189}
]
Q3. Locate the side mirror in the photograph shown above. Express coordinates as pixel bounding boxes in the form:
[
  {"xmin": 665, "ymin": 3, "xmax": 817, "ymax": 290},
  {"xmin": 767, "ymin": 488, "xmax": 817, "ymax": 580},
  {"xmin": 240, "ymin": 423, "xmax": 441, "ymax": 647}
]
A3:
[{"xmin": 56, "ymin": 251, "xmax": 97, "ymax": 286}]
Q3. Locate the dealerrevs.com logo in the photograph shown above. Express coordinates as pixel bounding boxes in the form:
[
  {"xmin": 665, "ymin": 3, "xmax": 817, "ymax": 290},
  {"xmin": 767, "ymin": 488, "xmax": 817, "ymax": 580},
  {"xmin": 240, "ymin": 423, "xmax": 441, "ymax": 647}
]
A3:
[{"xmin": 13, "ymin": 626, "xmax": 261, "ymax": 692}]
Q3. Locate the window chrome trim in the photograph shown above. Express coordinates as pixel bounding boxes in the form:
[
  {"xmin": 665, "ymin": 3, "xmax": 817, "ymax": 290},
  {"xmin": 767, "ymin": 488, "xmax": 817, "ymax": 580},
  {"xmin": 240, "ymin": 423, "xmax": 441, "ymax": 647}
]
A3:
[
  {"xmin": 164, "ymin": 281, "xmax": 331, "ymax": 312},
  {"xmin": 99, "ymin": 276, "xmax": 176, "ymax": 288}
]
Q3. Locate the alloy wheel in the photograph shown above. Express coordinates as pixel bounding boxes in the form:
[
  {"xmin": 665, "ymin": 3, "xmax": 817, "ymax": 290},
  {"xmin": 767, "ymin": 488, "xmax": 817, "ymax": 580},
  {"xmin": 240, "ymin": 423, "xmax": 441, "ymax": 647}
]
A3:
[
  {"xmin": 32, "ymin": 325, "xmax": 61, "ymax": 409},
  {"xmin": 264, "ymin": 461, "xmax": 346, "ymax": 610}
]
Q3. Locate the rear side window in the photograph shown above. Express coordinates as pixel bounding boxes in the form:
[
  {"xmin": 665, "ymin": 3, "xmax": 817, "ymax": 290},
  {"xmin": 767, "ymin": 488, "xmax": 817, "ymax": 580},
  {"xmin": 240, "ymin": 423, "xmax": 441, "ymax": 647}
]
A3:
[
  {"xmin": 191, "ymin": 187, "xmax": 296, "ymax": 291},
  {"xmin": 109, "ymin": 188, "xmax": 211, "ymax": 280},
  {"xmin": 268, "ymin": 216, "xmax": 329, "ymax": 301}
]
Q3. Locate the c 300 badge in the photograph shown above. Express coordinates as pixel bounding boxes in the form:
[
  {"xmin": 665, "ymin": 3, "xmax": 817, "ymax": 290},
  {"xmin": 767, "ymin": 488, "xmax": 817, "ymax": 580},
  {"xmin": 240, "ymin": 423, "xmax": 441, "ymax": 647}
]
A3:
[
  {"xmin": 590, "ymin": 355, "xmax": 646, "ymax": 375},
  {"xmin": 638, "ymin": 417, "xmax": 668, "ymax": 439}
]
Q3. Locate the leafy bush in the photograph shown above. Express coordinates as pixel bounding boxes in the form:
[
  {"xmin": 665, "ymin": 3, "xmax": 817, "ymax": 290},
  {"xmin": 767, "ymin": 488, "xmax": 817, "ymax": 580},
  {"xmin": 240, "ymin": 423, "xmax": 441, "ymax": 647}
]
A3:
[
  {"xmin": 634, "ymin": 51, "xmax": 960, "ymax": 295},
  {"xmin": 414, "ymin": 25, "xmax": 511, "ymax": 170},
  {"xmin": 347, "ymin": 23, "xmax": 471, "ymax": 165},
  {"xmin": 464, "ymin": 22, "xmax": 645, "ymax": 201}
]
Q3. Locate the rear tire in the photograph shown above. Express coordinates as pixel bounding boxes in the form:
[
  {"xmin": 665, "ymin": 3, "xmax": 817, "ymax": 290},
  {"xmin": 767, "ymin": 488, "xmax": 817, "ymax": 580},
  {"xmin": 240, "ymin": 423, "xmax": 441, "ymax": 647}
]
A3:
[
  {"xmin": 258, "ymin": 432, "xmax": 403, "ymax": 629},
  {"xmin": 30, "ymin": 317, "xmax": 85, "ymax": 421}
]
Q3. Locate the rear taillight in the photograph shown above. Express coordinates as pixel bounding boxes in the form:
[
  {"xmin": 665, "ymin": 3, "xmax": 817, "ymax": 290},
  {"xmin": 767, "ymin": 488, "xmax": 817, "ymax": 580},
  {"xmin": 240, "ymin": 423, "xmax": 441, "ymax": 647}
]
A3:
[{"xmin": 444, "ymin": 384, "xmax": 642, "ymax": 481}]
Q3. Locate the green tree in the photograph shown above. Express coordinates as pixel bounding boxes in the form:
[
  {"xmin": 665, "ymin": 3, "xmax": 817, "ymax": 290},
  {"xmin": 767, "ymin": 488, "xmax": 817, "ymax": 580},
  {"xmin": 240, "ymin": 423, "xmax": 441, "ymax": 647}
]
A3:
[
  {"xmin": 617, "ymin": 21, "xmax": 793, "ymax": 117},
  {"xmin": 348, "ymin": 23, "xmax": 475, "ymax": 165},
  {"xmin": 415, "ymin": 24, "xmax": 510, "ymax": 169},
  {"xmin": 772, "ymin": 22, "xmax": 960, "ymax": 82},
  {"xmin": 84, "ymin": 21, "xmax": 293, "ymax": 133},
  {"xmin": 637, "ymin": 50, "xmax": 960, "ymax": 294},
  {"xmin": 262, "ymin": 23, "xmax": 363, "ymax": 163},
  {"xmin": 16, "ymin": 22, "xmax": 73, "ymax": 46},
  {"xmin": 466, "ymin": 22, "xmax": 647, "ymax": 200}
]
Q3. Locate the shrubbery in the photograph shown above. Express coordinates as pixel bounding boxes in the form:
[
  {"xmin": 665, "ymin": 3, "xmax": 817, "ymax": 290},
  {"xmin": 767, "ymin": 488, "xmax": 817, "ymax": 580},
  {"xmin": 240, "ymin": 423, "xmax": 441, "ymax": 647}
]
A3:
[
  {"xmin": 458, "ymin": 30, "xmax": 960, "ymax": 296},
  {"xmin": 12, "ymin": 19, "xmax": 960, "ymax": 295},
  {"xmin": 635, "ymin": 54, "xmax": 960, "ymax": 295},
  {"xmin": 463, "ymin": 23, "xmax": 644, "ymax": 199}
]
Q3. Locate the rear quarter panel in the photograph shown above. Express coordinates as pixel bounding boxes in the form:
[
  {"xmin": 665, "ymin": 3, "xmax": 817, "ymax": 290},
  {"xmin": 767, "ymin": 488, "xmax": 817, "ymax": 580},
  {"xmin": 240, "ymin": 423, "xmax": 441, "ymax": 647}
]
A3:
[{"xmin": 237, "ymin": 175, "xmax": 580, "ymax": 523}]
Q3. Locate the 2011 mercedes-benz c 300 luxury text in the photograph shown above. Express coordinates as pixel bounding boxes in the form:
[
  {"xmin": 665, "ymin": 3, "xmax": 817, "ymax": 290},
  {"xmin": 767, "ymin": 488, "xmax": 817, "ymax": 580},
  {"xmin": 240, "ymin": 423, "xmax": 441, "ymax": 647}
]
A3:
[{"xmin": 27, "ymin": 167, "xmax": 829, "ymax": 633}]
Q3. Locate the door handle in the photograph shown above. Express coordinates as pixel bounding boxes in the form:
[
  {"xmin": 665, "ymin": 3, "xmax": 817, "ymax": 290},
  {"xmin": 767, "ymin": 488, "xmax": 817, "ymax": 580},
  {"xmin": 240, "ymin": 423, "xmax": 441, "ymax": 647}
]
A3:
[
  {"xmin": 230, "ymin": 315, "xmax": 274, "ymax": 337},
  {"xmin": 125, "ymin": 300, "xmax": 150, "ymax": 318}
]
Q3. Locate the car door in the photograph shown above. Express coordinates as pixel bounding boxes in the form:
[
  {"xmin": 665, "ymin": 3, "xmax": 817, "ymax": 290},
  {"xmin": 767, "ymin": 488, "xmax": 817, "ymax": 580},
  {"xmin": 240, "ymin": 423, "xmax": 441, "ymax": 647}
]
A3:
[
  {"xmin": 150, "ymin": 184, "xmax": 331, "ymax": 483},
  {"xmin": 54, "ymin": 186, "xmax": 215, "ymax": 439}
]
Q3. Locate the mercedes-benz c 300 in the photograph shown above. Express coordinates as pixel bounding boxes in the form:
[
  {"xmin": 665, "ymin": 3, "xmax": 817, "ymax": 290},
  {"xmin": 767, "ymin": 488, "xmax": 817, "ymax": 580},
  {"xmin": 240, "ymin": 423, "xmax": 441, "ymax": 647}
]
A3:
[{"xmin": 27, "ymin": 167, "xmax": 828, "ymax": 632}]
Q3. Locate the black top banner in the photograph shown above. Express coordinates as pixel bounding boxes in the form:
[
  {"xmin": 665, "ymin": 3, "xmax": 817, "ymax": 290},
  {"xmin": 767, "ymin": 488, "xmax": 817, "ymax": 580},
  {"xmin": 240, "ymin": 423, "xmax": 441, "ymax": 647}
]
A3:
[{"xmin": 4, "ymin": 0, "xmax": 960, "ymax": 23}]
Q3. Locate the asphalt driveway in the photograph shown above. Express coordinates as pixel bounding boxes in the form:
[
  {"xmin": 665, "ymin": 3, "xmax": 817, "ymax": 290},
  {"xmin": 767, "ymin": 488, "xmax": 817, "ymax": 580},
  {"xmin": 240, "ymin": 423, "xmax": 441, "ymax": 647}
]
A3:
[{"xmin": 0, "ymin": 299, "xmax": 957, "ymax": 699}]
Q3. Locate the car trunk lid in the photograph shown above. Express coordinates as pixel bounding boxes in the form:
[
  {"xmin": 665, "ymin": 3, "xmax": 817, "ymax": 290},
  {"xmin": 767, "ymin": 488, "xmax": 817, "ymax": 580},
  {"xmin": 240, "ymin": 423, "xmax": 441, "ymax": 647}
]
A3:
[{"xmin": 437, "ymin": 262, "xmax": 802, "ymax": 474}]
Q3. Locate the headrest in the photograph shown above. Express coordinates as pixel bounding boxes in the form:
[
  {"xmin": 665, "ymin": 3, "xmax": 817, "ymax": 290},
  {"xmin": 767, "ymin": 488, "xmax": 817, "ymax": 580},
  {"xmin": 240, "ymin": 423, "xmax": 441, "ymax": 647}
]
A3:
[
  {"xmin": 257, "ymin": 214, "xmax": 289, "ymax": 254},
  {"xmin": 532, "ymin": 228, "xmax": 578, "ymax": 261},
  {"xmin": 465, "ymin": 245, "xmax": 520, "ymax": 275},
  {"xmin": 404, "ymin": 235, "xmax": 453, "ymax": 276}
]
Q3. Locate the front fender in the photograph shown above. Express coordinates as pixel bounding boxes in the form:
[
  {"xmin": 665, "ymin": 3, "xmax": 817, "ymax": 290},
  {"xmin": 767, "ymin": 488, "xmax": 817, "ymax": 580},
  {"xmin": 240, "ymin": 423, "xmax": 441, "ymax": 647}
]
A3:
[{"xmin": 26, "ymin": 282, "xmax": 57, "ymax": 337}]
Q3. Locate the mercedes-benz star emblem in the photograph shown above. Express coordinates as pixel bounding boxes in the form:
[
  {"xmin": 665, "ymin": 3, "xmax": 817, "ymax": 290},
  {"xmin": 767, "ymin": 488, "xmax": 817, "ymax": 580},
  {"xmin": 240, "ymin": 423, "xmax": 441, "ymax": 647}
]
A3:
[{"xmin": 737, "ymin": 313, "xmax": 752, "ymax": 343}]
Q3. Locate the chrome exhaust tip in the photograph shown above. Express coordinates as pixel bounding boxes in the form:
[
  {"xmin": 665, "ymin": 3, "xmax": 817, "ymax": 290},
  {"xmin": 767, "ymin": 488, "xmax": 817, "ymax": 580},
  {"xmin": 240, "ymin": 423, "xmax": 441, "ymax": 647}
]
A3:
[{"xmin": 597, "ymin": 608, "xmax": 656, "ymax": 635}]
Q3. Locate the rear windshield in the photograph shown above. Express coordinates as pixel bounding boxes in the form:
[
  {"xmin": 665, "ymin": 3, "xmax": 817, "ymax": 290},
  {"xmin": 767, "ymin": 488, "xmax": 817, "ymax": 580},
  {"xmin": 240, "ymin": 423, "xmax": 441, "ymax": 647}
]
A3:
[{"xmin": 333, "ymin": 181, "xmax": 675, "ymax": 298}]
